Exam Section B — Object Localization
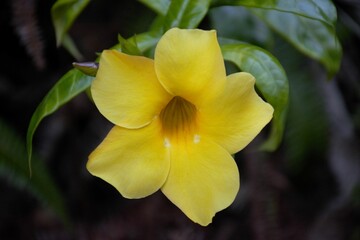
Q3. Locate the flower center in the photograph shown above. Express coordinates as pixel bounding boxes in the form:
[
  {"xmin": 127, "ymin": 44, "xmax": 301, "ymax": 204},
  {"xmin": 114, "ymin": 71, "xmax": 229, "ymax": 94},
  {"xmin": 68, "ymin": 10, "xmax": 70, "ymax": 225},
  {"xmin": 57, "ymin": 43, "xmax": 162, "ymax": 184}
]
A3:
[{"xmin": 160, "ymin": 96, "xmax": 198, "ymax": 143}]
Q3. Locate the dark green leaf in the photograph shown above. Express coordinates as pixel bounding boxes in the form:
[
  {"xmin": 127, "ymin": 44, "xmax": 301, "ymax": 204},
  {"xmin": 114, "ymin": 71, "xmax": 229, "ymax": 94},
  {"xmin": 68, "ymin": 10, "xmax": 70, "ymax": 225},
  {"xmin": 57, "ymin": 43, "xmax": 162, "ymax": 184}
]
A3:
[
  {"xmin": 284, "ymin": 66, "xmax": 329, "ymax": 173},
  {"xmin": 139, "ymin": 0, "xmax": 170, "ymax": 15},
  {"xmin": 209, "ymin": 6, "xmax": 273, "ymax": 47},
  {"xmin": 51, "ymin": 0, "xmax": 90, "ymax": 46},
  {"xmin": 211, "ymin": 0, "xmax": 342, "ymax": 76},
  {"xmin": 211, "ymin": 0, "xmax": 337, "ymax": 27},
  {"xmin": 27, "ymin": 69, "xmax": 93, "ymax": 168},
  {"xmin": 163, "ymin": 0, "xmax": 212, "ymax": 30},
  {"xmin": 221, "ymin": 43, "xmax": 289, "ymax": 151},
  {"xmin": 0, "ymin": 119, "xmax": 69, "ymax": 226},
  {"xmin": 251, "ymin": 8, "xmax": 342, "ymax": 77}
]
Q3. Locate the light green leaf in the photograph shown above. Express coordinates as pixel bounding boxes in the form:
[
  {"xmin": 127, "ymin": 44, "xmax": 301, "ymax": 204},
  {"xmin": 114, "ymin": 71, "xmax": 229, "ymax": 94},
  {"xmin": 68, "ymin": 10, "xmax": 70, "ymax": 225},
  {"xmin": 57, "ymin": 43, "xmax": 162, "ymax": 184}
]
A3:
[
  {"xmin": 51, "ymin": 0, "xmax": 90, "ymax": 46},
  {"xmin": 135, "ymin": 31, "xmax": 162, "ymax": 51},
  {"xmin": 163, "ymin": 0, "xmax": 212, "ymax": 30},
  {"xmin": 251, "ymin": 8, "xmax": 342, "ymax": 77},
  {"xmin": 62, "ymin": 33, "xmax": 84, "ymax": 60},
  {"xmin": 111, "ymin": 31, "xmax": 162, "ymax": 57},
  {"xmin": 139, "ymin": 0, "xmax": 170, "ymax": 15},
  {"xmin": 0, "ymin": 119, "xmax": 69, "ymax": 225},
  {"xmin": 211, "ymin": 0, "xmax": 337, "ymax": 27},
  {"xmin": 118, "ymin": 34, "xmax": 142, "ymax": 56},
  {"xmin": 27, "ymin": 69, "xmax": 93, "ymax": 169},
  {"xmin": 221, "ymin": 43, "xmax": 289, "ymax": 151}
]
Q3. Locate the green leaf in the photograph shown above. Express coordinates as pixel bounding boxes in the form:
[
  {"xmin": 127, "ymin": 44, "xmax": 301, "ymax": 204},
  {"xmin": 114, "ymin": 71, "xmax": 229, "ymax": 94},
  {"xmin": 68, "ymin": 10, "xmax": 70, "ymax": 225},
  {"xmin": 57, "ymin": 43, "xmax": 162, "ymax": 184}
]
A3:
[
  {"xmin": 209, "ymin": 6, "xmax": 273, "ymax": 47},
  {"xmin": 135, "ymin": 31, "xmax": 163, "ymax": 51},
  {"xmin": 27, "ymin": 69, "xmax": 93, "ymax": 169},
  {"xmin": 211, "ymin": 0, "xmax": 342, "ymax": 76},
  {"xmin": 0, "ymin": 119, "xmax": 69, "ymax": 226},
  {"xmin": 62, "ymin": 33, "xmax": 84, "ymax": 60},
  {"xmin": 51, "ymin": 0, "xmax": 90, "ymax": 46},
  {"xmin": 212, "ymin": 0, "xmax": 342, "ymax": 77},
  {"xmin": 139, "ymin": 0, "xmax": 170, "ymax": 15},
  {"xmin": 118, "ymin": 34, "xmax": 142, "ymax": 56},
  {"xmin": 221, "ymin": 43, "xmax": 289, "ymax": 151},
  {"xmin": 27, "ymin": 31, "xmax": 161, "ymax": 168},
  {"xmin": 163, "ymin": 0, "xmax": 212, "ymax": 30},
  {"xmin": 251, "ymin": 8, "xmax": 342, "ymax": 77},
  {"xmin": 111, "ymin": 31, "xmax": 162, "ymax": 57},
  {"xmin": 140, "ymin": 0, "xmax": 211, "ymax": 40},
  {"xmin": 284, "ymin": 66, "xmax": 329, "ymax": 173},
  {"xmin": 211, "ymin": 0, "xmax": 337, "ymax": 27}
]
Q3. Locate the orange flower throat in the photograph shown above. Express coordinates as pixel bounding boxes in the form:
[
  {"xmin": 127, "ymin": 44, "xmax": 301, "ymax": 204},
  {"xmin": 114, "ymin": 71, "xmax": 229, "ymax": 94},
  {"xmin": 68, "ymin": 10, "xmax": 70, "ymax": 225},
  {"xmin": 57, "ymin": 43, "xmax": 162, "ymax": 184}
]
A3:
[{"xmin": 160, "ymin": 96, "xmax": 198, "ymax": 142}]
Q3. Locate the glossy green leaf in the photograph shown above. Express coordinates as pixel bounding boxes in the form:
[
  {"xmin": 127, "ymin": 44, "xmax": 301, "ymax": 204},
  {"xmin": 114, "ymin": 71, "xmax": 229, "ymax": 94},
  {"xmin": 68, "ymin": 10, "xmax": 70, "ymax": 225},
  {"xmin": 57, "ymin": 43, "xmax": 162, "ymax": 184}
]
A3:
[
  {"xmin": 27, "ymin": 69, "xmax": 93, "ymax": 169},
  {"xmin": 51, "ymin": 0, "xmax": 90, "ymax": 46},
  {"xmin": 211, "ymin": 0, "xmax": 342, "ymax": 76},
  {"xmin": 251, "ymin": 8, "xmax": 342, "ymax": 77},
  {"xmin": 212, "ymin": 0, "xmax": 342, "ymax": 77},
  {"xmin": 1, "ymin": 119, "xmax": 69, "ymax": 225},
  {"xmin": 163, "ymin": 0, "xmax": 212, "ymax": 30},
  {"xmin": 140, "ymin": 0, "xmax": 211, "ymax": 37},
  {"xmin": 139, "ymin": 0, "xmax": 170, "ymax": 15},
  {"xmin": 221, "ymin": 43, "xmax": 289, "ymax": 150},
  {"xmin": 211, "ymin": 0, "xmax": 337, "ymax": 27}
]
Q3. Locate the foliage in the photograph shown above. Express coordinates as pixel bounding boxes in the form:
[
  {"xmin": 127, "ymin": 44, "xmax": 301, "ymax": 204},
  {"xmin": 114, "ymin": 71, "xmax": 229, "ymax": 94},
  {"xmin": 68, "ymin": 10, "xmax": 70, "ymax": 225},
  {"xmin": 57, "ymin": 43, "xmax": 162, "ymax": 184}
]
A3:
[
  {"xmin": 51, "ymin": 0, "xmax": 90, "ymax": 59},
  {"xmin": 0, "ymin": 0, "xmax": 357, "ymax": 239},
  {"xmin": 27, "ymin": 0, "xmax": 342, "ymax": 163},
  {"xmin": 26, "ymin": 69, "xmax": 93, "ymax": 171},
  {"xmin": 0, "ymin": 119, "xmax": 69, "ymax": 225},
  {"xmin": 221, "ymin": 43, "xmax": 288, "ymax": 150}
]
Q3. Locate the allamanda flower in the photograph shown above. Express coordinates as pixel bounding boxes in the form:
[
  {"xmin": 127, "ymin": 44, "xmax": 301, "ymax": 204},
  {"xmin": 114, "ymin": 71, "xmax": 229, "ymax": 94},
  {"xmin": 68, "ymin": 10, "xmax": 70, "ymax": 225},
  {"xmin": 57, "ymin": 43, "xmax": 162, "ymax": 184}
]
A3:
[{"xmin": 88, "ymin": 28, "xmax": 274, "ymax": 226}]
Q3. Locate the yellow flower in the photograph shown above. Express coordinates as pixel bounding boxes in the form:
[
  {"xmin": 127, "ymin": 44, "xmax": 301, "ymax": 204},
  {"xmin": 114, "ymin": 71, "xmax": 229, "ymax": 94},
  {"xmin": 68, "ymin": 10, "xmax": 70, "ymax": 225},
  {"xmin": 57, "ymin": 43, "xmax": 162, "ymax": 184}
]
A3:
[{"xmin": 87, "ymin": 28, "xmax": 273, "ymax": 226}]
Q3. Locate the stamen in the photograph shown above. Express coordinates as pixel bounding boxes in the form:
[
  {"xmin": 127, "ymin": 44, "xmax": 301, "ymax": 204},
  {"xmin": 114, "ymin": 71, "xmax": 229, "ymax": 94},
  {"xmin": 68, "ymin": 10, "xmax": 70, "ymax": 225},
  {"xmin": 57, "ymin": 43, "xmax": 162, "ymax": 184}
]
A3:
[
  {"xmin": 194, "ymin": 134, "xmax": 201, "ymax": 144},
  {"xmin": 160, "ymin": 96, "xmax": 197, "ymax": 141},
  {"xmin": 164, "ymin": 138, "xmax": 171, "ymax": 147}
]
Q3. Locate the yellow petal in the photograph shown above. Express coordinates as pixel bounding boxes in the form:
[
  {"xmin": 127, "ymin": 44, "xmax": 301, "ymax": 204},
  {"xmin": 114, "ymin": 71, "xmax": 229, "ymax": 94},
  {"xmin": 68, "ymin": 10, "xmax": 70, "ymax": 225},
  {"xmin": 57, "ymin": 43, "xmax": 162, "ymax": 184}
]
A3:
[
  {"xmin": 199, "ymin": 72, "xmax": 274, "ymax": 154},
  {"xmin": 154, "ymin": 28, "xmax": 226, "ymax": 105},
  {"xmin": 91, "ymin": 50, "xmax": 172, "ymax": 129},
  {"xmin": 87, "ymin": 118, "xmax": 170, "ymax": 198},
  {"xmin": 161, "ymin": 138, "xmax": 239, "ymax": 226}
]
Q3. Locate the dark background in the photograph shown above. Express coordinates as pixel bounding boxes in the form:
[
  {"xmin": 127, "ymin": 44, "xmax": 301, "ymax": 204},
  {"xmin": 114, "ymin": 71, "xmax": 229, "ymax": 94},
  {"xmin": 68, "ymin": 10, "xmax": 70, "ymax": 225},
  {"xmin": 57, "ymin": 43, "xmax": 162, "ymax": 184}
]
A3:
[{"xmin": 0, "ymin": 0, "xmax": 359, "ymax": 239}]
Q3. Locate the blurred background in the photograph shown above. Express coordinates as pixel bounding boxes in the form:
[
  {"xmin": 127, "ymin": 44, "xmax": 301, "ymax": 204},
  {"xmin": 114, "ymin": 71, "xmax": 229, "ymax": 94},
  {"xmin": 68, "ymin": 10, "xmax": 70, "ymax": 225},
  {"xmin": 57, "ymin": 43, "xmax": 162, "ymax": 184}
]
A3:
[{"xmin": 0, "ymin": 0, "xmax": 359, "ymax": 239}]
